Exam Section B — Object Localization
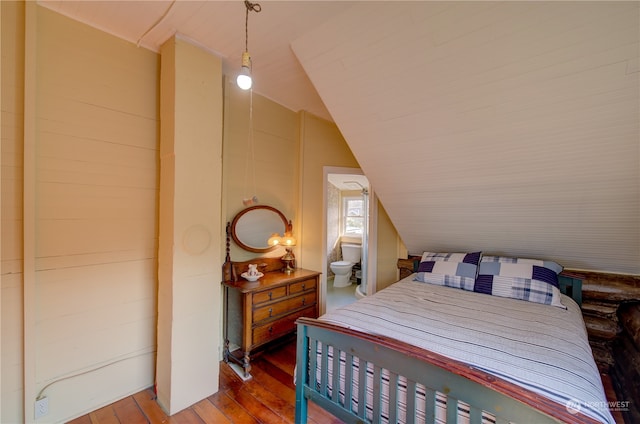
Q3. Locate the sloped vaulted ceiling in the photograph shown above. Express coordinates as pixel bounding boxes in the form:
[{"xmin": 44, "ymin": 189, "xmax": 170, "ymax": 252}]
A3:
[
  {"xmin": 37, "ymin": 1, "xmax": 639, "ymax": 274},
  {"xmin": 292, "ymin": 2, "xmax": 640, "ymax": 274}
]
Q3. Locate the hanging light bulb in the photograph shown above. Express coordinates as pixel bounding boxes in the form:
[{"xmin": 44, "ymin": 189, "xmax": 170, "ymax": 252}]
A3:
[
  {"xmin": 237, "ymin": 1, "xmax": 261, "ymax": 90},
  {"xmin": 237, "ymin": 52, "xmax": 252, "ymax": 90}
]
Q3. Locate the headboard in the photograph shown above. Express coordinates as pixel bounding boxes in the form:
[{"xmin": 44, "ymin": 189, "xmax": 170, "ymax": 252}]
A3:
[{"xmin": 557, "ymin": 274, "xmax": 583, "ymax": 306}]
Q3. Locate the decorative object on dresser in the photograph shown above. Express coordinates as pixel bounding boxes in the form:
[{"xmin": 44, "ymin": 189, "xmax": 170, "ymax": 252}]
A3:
[
  {"xmin": 241, "ymin": 263, "xmax": 263, "ymax": 282},
  {"xmin": 268, "ymin": 230, "xmax": 297, "ymax": 274},
  {"xmin": 222, "ymin": 205, "xmax": 321, "ymax": 378}
]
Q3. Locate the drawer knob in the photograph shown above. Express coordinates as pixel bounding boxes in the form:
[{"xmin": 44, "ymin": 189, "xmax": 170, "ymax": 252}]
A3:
[
  {"xmin": 268, "ymin": 326, "xmax": 273, "ymax": 333},
  {"xmin": 268, "ymin": 308, "xmax": 273, "ymax": 317},
  {"xmin": 268, "ymin": 292, "xmax": 273, "ymax": 300},
  {"xmin": 301, "ymin": 283, "xmax": 306, "ymax": 290},
  {"xmin": 302, "ymin": 298, "xmax": 306, "ymax": 306}
]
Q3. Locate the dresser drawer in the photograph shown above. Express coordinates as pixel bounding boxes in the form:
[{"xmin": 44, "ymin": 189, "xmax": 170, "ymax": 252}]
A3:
[
  {"xmin": 252, "ymin": 306, "xmax": 316, "ymax": 346},
  {"xmin": 252, "ymin": 286, "xmax": 287, "ymax": 305},
  {"xmin": 253, "ymin": 292, "xmax": 317, "ymax": 323},
  {"xmin": 289, "ymin": 278, "xmax": 316, "ymax": 294}
]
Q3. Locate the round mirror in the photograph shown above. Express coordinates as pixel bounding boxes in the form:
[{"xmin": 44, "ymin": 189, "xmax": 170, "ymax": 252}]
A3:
[{"xmin": 230, "ymin": 205, "xmax": 290, "ymax": 253}]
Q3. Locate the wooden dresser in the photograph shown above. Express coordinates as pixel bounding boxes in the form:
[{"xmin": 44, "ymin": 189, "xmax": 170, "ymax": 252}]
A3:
[{"xmin": 222, "ymin": 267, "xmax": 321, "ymax": 376}]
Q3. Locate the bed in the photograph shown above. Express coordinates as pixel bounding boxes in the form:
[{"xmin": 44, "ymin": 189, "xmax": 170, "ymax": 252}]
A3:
[{"xmin": 294, "ymin": 253, "xmax": 615, "ymax": 424}]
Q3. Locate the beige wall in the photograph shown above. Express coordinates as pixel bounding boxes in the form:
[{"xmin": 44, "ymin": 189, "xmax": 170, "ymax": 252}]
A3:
[
  {"xmin": 222, "ymin": 80, "xmax": 300, "ymax": 262},
  {"xmin": 224, "ymin": 93, "xmax": 404, "ymax": 291},
  {"xmin": 299, "ymin": 112, "xmax": 402, "ymax": 298},
  {"xmin": 1, "ymin": 2, "xmax": 26, "ymax": 422},
  {"xmin": 156, "ymin": 36, "xmax": 223, "ymax": 415},
  {"xmin": 376, "ymin": 203, "xmax": 402, "ymax": 291},
  {"xmin": 299, "ymin": 112, "xmax": 360, "ymax": 272},
  {"xmin": 1, "ymin": 3, "xmax": 403, "ymax": 422},
  {"xmin": 2, "ymin": 4, "xmax": 159, "ymax": 422}
]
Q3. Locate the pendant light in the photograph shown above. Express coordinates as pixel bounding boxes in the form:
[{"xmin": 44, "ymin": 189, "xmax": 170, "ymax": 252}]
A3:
[{"xmin": 237, "ymin": 1, "xmax": 261, "ymax": 90}]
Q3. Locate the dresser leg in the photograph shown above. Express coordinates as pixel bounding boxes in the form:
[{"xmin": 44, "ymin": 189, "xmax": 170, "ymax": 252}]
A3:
[
  {"xmin": 243, "ymin": 351, "xmax": 252, "ymax": 377},
  {"xmin": 223, "ymin": 339, "xmax": 230, "ymax": 363}
]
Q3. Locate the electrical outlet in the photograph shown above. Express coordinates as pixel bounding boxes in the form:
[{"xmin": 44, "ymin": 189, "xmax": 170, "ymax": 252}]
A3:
[{"xmin": 35, "ymin": 396, "xmax": 49, "ymax": 419}]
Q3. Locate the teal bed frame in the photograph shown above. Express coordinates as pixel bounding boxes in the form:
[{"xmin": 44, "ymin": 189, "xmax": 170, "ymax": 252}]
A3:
[{"xmin": 294, "ymin": 275, "xmax": 597, "ymax": 424}]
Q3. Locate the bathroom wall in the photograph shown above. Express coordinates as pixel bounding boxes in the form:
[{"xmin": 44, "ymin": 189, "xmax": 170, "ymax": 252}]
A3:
[{"xmin": 326, "ymin": 182, "xmax": 341, "ymax": 276}]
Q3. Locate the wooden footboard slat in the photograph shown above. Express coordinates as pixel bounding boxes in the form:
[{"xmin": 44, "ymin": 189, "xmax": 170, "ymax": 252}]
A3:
[
  {"xmin": 424, "ymin": 387, "xmax": 436, "ymax": 423},
  {"xmin": 357, "ymin": 357, "xmax": 367, "ymax": 417},
  {"xmin": 372, "ymin": 365, "xmax": 381, "ymax": 421},
  {"xmin": 320, "ymin": 341, "xmax": 329, "ymax": 397},
  {"xmin": 405, "ymin": 380, "xmax": 416, "ymax": 424},
  {"xmin": 331, "ymin": 346, "xmax": 340, "ymax": 404},
  {"xmin": 446, "ymin": 397, "xmax": 457, "ymax": 423},
  {"xmin": 296, "ymin": 317, "xmax": 602, "ymax": 424},
  {"xmin": 309, "ymin": 336, "xmax": 318, "ymax": 390},
  {"xmin": 388, "ymin": 372, "xmax": 398, "ymax": 424},
  {"xmin": 469, "ymin": 405, "xmax": 481, "ymax": 424},
  {"xmin": 344, "ymin": 351, "xmax": 354, "ymax": 413}
]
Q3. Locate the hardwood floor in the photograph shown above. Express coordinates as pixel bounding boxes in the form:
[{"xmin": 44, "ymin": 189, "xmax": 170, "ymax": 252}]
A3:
[
  {"xmin": 68, "ymin": 338, "xmax": 625, "ymax": 424},
  {"xmin": 66, "ymin": 338, "xmax": 343, "ymax": 424}
]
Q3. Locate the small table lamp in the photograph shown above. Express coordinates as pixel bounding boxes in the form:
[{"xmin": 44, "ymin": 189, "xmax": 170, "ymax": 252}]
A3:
[{"xmin": 268, "ymin": 232, "xmax": 297, "ymax": 274}]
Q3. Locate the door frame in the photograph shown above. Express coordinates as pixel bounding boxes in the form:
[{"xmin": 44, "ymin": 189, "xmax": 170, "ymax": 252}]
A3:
[{"xmin": 321, "ymin": 166, "xmax": 377, "ymax": 314}]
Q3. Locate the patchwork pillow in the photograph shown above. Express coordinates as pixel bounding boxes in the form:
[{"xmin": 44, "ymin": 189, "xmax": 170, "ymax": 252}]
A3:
[
  {"xmin": 414, "ymin": 251, "xmax": 481, "ymax": 291},
  {"xmin": 475, "ymin": 256, "xmax": 566, "ymax": 308}
]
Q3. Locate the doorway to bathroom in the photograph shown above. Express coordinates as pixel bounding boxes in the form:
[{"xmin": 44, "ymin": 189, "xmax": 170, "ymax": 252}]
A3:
[{"xmin": 323, "ymin": 167, "xmax": 375, "ymax": 313}]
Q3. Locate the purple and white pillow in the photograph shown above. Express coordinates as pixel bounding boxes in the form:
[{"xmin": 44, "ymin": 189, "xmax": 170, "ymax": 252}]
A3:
[
  {"xmin": 414, "ymin": 251, "xmax": 481, "ymax": 291},
  {"xmin": 474, "ymin": 256, "xmax": 566, "ymax": 308}
]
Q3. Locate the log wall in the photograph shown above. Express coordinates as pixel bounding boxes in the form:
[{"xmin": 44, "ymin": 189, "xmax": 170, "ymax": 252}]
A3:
[{"xmin": 612, "ymin": 302, "xmax": 640, "ymax": 423}]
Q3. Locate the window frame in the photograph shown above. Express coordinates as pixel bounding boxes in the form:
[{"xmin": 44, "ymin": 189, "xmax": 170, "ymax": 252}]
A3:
[{"xmin": 342, "ymin": 195, "xmax": 365, "ymax": 236}]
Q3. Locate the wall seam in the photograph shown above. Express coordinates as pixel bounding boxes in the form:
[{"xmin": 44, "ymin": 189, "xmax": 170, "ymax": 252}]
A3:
[
  {"xmin": 0, "ymin": 2, "xmax": 4, "ymax": 418},
  {"xmin": 22, "ymin": 2, "xmax": 37, "ymax": 422}
]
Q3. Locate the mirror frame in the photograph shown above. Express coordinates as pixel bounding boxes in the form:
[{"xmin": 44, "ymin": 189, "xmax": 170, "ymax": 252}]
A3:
[{"xmin": 230, "ymin": 205, "xmax": 291, "ymax": 253}]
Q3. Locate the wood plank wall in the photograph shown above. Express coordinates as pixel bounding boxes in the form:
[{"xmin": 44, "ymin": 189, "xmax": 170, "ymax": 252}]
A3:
[
  {"xmin": 1, "ymin": 2, "xmax": 27, "ymax": 423},
  {"xmin": 2, "ymin": 4, "xmax": 160, "ymax": 422},
  {"xmin": 33, "ymin": 7, "xmax": 159, "ymax": 422}
]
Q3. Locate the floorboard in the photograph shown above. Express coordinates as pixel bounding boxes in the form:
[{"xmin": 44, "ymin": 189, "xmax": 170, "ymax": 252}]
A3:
[
  {"xmin": 68, "ymin": 338, "xmax": 625, "ymax": 424},
  {"xmin": 191, "ymin": 398, "xmax": 233, "ymax": 424}
]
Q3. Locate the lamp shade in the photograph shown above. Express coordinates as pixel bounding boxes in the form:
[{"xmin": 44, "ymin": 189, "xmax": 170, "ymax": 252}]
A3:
[
  {"xmin": 267, "ymin": 233, "xmax": 281, "ymax": 246},
  {"xmin": 281, "ymin": 235, "xmax": 296, "ymax": 247}
]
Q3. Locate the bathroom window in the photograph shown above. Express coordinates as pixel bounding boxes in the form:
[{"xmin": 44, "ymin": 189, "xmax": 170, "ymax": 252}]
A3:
[{"xmin": 343, "ymin": 197, "xmax": 364, "ymax": 235}]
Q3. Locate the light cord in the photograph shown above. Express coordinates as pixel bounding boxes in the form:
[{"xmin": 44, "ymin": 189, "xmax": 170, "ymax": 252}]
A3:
[
  {"xmin": 136, "ymin": 0, "xmax": 177, "ymax": 47},
  {"xmin": 243, "ymin": 89, "xmax": 258, "ymax": 202},
  {"xmin": 243, "ymin": 0, "xmax": 262, "ymax": 53}
]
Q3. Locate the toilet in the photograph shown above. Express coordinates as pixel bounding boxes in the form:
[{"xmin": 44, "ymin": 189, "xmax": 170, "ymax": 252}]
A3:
[{"xmin": 330, "ymin": 243, "xmax": 361, "ymax": 287}]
